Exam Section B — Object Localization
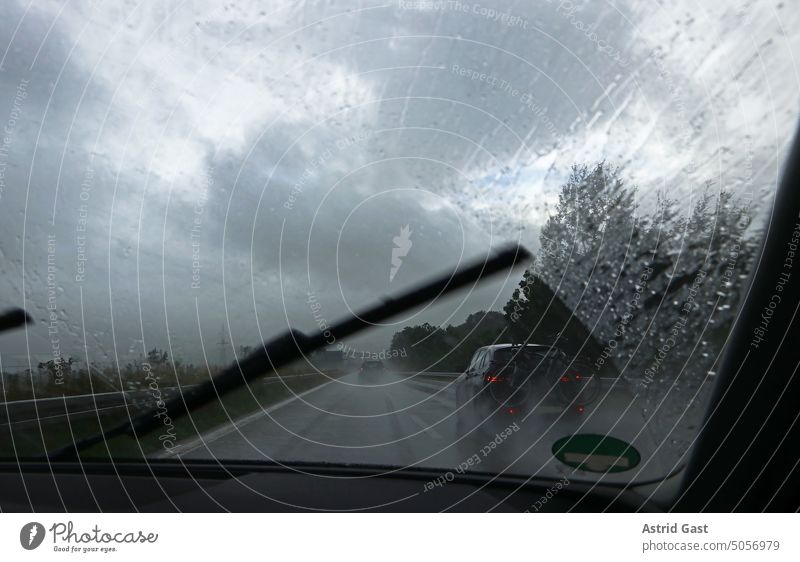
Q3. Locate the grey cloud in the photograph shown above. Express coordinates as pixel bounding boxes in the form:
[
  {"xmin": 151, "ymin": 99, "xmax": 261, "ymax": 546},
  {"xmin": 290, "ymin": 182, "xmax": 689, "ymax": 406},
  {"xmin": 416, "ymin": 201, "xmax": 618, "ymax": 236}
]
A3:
[{"xmin": 0, "ymin": 0, "xmax": 796, "ymax": 366}]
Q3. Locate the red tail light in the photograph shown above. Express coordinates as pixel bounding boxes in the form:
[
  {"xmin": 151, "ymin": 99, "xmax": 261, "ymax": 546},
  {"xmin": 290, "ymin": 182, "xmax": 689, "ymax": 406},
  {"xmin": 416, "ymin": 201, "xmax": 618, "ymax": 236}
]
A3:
[
  {"xmin": 484, "ymin": 374, "xmax": 505, "ymax": 383},
  {"xmin": 560, "ymin": 375, "xmax": 570, "ymax": 383},
  {"xmin": 576, "ymin": 405, "xmax": 585, "ymax": 414}
]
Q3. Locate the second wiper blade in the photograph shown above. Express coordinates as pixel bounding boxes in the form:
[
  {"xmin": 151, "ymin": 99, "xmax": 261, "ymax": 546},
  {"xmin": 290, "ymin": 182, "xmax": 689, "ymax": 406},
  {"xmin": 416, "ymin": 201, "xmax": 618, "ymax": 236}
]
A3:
[
  {"xmin": 0, "ymin": 308, "xmax": 31, "ymax": 335},
  {"xmin": 47, "ymin": 244, "xmax": 531, "ymax": 460}
]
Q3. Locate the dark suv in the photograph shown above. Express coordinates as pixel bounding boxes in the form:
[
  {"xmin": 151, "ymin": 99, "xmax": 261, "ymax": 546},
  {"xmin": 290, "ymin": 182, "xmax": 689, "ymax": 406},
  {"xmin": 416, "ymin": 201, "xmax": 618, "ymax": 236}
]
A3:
[{"xmin": 455, "ymin": 344, "xmax": 599, "ymax": 419}]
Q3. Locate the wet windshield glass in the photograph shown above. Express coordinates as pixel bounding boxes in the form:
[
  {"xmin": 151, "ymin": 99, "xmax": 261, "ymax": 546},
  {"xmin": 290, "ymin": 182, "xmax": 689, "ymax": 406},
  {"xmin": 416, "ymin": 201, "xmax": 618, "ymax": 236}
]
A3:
[{"xmin": 1, "ymin": 0, "xmax": 798, "ymax": 485}]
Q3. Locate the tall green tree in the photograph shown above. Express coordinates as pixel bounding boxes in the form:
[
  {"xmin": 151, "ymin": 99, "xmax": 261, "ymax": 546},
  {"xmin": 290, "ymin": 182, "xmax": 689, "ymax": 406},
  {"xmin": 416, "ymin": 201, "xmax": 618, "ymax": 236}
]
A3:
[{"xmin": 387, "ymin": 161, "xmax": 759, "ymax": 414}]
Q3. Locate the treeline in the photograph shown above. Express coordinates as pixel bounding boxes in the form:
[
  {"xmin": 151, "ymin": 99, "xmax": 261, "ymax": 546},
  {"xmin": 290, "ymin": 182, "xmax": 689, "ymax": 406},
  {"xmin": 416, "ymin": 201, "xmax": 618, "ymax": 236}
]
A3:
[
  {"xmin": 0, "ymin": 345, "xmax": 317, "ymax": 401},
  {"xmin": 0, "ymin": 349, "xmax": 210, "ymax": 401},
  {"xmin": 390, "ymin": 162, "xmax": 757, "ymax": 394}
]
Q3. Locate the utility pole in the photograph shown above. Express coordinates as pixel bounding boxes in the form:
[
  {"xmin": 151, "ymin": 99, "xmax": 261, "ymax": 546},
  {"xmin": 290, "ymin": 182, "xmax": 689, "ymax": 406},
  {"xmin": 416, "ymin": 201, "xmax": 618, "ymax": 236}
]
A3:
[{"xmin": 217, "ymin": 324, "xmax": 228, "ymax": 367}]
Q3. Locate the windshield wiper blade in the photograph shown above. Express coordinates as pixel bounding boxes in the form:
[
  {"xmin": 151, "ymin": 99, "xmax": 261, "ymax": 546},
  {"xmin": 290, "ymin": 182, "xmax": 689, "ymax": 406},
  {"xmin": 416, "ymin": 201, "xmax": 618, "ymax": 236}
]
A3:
[{"xmin": 45, "ymin": 244, "xmax": 531, "ymax": 461}]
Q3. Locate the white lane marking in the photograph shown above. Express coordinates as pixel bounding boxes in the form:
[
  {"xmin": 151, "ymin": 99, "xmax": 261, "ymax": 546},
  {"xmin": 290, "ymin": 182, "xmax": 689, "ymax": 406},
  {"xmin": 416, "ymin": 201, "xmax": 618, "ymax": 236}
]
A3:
[
  {"xmin": 409, "ymin": 414, "xmax": 444, "ymax": 440},
  {"xmin": 426, "ymin": 393, "xmax": 456, "ymax": 409},
  {"xmin": 402, "ymin": 378, "xmax": 456, "ymax": 409},
  {"xmin": 162, "ymin": 379, "xmax": 338, "ymax": 458}
]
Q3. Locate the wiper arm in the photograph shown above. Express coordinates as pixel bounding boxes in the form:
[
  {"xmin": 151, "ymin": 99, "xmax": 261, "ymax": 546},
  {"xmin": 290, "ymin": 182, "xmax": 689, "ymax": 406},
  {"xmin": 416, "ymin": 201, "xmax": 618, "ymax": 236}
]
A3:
[{"xmin": 45, "ymin": 244, "xmax": 531, "ymax": 461}]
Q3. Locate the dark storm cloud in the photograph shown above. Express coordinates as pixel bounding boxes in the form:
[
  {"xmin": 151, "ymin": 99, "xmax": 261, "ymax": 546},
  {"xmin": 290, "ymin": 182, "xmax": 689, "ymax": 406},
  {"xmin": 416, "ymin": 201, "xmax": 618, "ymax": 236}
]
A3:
[{"xmin": 0, "ymin": 0, "xmax": 796, "ymax": 365}]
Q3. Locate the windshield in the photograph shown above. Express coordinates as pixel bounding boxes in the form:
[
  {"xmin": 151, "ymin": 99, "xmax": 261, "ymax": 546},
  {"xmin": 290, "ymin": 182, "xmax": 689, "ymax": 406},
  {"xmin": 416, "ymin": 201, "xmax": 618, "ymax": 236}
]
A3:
[{"xmin": 1, "ymin": 0, "xmax": 798, "ymax": 486}]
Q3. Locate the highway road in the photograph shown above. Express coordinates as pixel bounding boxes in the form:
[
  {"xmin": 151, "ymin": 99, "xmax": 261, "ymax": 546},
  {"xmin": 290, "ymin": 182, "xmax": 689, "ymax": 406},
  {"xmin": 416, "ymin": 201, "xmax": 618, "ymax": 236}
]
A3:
[{"xmin": 174, "ymin": 370, "xmax": 683, "ymax": 484}]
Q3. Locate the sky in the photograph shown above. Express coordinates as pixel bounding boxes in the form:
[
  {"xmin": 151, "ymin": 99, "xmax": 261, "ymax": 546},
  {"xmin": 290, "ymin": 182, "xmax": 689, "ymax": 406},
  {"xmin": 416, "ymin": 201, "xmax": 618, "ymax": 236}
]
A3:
[{"xmin": 0, "ymin": 0, "xmax": 798, "ymax": 368}]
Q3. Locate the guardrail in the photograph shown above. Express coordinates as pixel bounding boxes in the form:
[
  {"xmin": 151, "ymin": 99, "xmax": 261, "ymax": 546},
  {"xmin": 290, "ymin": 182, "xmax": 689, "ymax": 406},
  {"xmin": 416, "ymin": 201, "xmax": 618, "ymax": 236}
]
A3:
[
  {"xmin": 0, "ymin": 389, "xmax": 168, "ymax": 426},
  {"xmin": 0, "ymin": 372, "xmax": 326, "ymax": 426},
  {"xmin": 0, "ymin": 370, "xmax": 466, "ymax": 425}
]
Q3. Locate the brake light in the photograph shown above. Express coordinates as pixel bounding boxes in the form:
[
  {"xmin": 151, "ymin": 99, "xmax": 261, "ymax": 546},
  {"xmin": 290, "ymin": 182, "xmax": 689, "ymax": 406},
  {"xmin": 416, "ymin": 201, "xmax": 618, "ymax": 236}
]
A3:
[
  {"xmin": 576, "ymin": 405, "xmax": 585, "ymax": 414},
  {"xmin": 507, "ymin": 407, "xmax": 518, "ymax": 415},
  {"xmin": 484, "ymin": 374, "xmax": 505, "ymax": 383},
  {"xmin": 560, "ymin": 375, "xmax": 570, "ymax": 383}
]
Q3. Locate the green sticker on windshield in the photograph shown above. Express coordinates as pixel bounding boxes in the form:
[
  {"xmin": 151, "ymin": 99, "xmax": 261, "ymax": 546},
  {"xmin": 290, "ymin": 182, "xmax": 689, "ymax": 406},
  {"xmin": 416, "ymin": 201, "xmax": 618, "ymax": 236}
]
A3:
[{"xmin": 552, "ymin": 434, "xmax": 640, "ymax": 473}]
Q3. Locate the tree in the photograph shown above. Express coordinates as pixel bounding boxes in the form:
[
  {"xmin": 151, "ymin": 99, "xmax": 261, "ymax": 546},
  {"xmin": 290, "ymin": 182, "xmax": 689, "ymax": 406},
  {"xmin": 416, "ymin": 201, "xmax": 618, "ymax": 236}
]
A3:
[
  {"xmin": 146, "ymin": 348, "xmax": 169, "ymax": 367},
  {"xmin": 37, "ymin": 357, "xmax": 75, "ymax": 383},
  {"xmin": 386, "ymin": 161, "xmax": 760, "ymax": 432},
  {"xmin": 503, "ymin": 266, "xmax": 609, "ymax": 369},
  {"xmin": 390, "ymin": 323, "xmax": 446, "ymax": 371},
  {"xmin": 440, "ymin": 311, "xmax": 507, "ymax": 370}
]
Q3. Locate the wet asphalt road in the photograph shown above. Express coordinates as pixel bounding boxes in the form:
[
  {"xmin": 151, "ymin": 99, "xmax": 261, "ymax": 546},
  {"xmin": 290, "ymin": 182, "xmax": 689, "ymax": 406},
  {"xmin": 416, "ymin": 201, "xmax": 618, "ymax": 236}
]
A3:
[{"xmin": 176, "ymin": 370, "xmax": 680, "ymax": 484}]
